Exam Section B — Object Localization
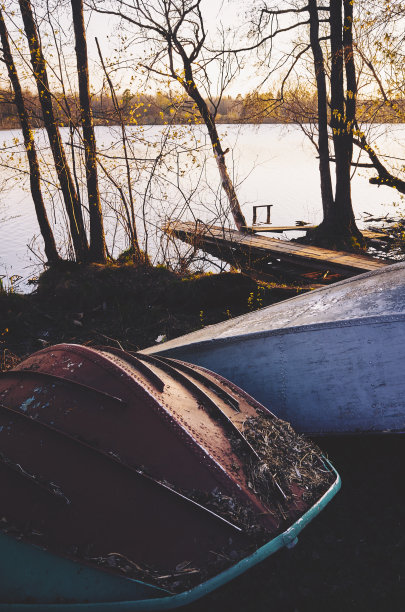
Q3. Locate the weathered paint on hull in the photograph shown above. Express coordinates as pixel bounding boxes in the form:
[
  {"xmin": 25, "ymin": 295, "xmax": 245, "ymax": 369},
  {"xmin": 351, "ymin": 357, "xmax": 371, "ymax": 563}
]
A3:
[
  {"xmin": 0, "ymin": 345, "xmax": 341, "ymax": 608},
  {"xmin": 144, "ymin": 263, "xmax": 405, "ymax": 435}
]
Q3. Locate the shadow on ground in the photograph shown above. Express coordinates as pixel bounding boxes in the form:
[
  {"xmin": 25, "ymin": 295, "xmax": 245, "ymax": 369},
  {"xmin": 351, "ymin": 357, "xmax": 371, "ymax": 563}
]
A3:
[{"xmin": 185, "ymin": 435, "xmax": 404, "ymax": 612}]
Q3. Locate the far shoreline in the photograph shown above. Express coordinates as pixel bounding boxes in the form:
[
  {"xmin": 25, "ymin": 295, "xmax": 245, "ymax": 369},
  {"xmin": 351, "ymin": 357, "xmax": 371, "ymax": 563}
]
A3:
[{"xmin": 2, "ymin": 120, "xmax": 405, "ymax": 132}]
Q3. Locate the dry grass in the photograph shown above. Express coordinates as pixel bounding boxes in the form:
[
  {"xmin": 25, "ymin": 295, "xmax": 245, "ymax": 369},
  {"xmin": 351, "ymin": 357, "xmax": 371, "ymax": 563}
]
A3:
[
  {"xmin": 0, "ymin": 346, "xmax": 21, "ymax": 372},
  {"xmin": 243, "ymin": 416, "xmax": 334, "ymax": 512}
]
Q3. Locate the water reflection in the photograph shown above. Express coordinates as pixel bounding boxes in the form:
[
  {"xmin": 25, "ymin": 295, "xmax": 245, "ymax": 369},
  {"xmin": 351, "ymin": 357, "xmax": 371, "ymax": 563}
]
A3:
[{"xmin": 0, "ymin": 123, "xmax": 403, "ymax": 290}]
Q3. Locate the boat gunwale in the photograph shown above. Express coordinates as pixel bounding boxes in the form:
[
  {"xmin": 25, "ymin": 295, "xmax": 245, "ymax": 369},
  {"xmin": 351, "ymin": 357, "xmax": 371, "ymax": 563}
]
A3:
[
  {"xmin": 0, "ymin": 465, "xmax": 341, "ymax": 611},
  {"xmin": 142, "ymin": 261, "xmax": 405, "ymax": 356},
  {"xmin": 145, "ymin": 312, "xmax": 405, "ymax": 356}
]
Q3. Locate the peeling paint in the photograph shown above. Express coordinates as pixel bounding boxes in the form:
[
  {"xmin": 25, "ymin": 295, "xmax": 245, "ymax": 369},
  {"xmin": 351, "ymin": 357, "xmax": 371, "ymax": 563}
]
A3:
[{"xmin": 19, "ymin": 397, "xmax": 36, "ymax": 412}]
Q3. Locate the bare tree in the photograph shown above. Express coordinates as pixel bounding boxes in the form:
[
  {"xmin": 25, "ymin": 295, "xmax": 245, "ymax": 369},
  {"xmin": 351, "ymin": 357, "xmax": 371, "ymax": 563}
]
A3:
[
  {"xmin": 18, "ymin": 0, "xmax": 89, "ymax": 262},
  {"xmin": 90, "ymin": 0, "xmax": 248, "ymax": 232},
  {"xmin": 95, "ymin": 37, "xmax": 142, "ymax": 258},
  {"xmin": 307, "ymin": 0, "xmax": 364, "ymax": 248},
  {"xmin": 307, "ymin": 0, "xmax": 333, "ymax": 220},
  {"xmin": 0, "ymin": 7, "xmax": 61, "ymax": 264},
  {"xmin": 349, "ymin": 2, "xmax": 405, "ymax": 196},
  {"xmin": 248, "ymin": 0, "xmax": 365, "ymax": 249}
]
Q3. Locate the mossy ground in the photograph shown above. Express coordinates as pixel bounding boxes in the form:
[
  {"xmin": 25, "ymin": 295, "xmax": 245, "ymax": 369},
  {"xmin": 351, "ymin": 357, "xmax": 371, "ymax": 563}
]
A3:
[{"xmin": 0, "ymin": 262, "xmax": 308, "ymax": 365}]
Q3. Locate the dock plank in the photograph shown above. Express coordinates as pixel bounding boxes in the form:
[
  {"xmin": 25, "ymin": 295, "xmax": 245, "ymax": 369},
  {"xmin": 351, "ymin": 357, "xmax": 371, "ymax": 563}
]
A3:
[
  {"xmin": 250, "ymin": 225, "xmax": 316, "ymax": 233},
  {"xmin": 249, "ymin": 225, "xmax": 388, "ymax": 240},
  {"xmin": 166, "ymin": 221, "xmax": 387, "ymax": 276}
]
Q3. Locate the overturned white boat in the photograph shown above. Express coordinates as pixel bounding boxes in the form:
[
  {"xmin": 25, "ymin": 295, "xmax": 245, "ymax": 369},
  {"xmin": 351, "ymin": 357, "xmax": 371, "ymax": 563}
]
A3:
[{"xmin": 143, "ymin": 261, "xmax": 405, "ymax": 435}]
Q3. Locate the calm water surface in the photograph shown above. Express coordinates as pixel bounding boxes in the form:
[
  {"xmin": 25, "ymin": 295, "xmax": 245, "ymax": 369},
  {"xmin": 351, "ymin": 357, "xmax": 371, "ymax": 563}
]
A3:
[{"xmin": 0, "ymin": 123, "xmax": 403, "ymax": 289}]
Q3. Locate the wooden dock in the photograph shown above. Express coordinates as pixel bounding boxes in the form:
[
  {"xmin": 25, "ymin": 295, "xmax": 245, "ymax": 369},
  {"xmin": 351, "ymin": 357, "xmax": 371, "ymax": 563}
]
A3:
[{"xmin": 166, "ymin": 221, "xmax": 387, "ymax": 278}]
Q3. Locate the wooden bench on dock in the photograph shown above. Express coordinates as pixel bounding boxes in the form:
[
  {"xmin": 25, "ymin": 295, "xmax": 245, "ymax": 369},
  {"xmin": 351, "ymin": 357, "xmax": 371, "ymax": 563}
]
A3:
[{"xmin": 165, "ymin": 220, "xmax": 387, "ymax": 279}]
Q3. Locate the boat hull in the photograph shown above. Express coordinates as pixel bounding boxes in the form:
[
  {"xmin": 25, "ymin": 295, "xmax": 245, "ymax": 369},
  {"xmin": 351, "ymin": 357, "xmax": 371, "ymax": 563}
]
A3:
[
  {"xmin": 144, "ymin": 263, "xmax": 405, "ymax": 435},
  {"xmin": 147, "ymin": 315, "xmax": 405, "ymax": 435},
  {"xmin": 0, "ymin": 344, "xmax": 340, "ymax": 608}
]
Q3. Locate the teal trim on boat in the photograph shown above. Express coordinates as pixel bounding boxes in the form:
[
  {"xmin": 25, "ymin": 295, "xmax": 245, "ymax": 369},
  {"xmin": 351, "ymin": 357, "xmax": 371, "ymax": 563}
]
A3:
[{"xmin": 0, "ymin": 465, "xmax": 340, "ymax": 611}]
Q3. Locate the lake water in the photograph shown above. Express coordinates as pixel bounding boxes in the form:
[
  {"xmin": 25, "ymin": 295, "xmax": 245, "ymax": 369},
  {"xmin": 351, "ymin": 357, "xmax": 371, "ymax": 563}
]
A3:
[{"xmin": 0, "ymin": 123, "xmax": 404, "ymax": 290}]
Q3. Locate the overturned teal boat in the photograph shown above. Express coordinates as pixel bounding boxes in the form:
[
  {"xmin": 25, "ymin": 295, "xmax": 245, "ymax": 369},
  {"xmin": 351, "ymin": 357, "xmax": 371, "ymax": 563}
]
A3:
[{"xmin": 0, "ymin": 344, "xmax": 340, "ymax": 610}]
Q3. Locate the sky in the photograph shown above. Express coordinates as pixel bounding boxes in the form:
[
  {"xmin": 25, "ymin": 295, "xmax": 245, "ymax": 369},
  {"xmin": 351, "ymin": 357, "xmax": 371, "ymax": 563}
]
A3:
[
  {"xmin": 1, "ymin": 0, "xmax": 290, "ymax": 98},
  {"xmin": 2, "ymin": 1, "xmax": 396, "ymax": 101},
  {"xmin": 83, "ymin": 0, "xmax": 265, "ymax": 96}
]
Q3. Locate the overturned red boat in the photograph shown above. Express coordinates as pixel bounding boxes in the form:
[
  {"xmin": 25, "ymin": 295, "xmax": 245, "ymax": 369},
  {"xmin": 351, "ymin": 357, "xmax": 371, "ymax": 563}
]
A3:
[{"xmin": 0, "ymin": 344, "xmax": 339, "ymax": 610}]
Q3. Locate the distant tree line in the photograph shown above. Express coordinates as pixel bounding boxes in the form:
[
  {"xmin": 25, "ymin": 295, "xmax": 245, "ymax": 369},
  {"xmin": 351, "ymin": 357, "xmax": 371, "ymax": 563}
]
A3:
[{"xmin": 1, "ymin": 87, "xmax": 404, "ymax": 130}]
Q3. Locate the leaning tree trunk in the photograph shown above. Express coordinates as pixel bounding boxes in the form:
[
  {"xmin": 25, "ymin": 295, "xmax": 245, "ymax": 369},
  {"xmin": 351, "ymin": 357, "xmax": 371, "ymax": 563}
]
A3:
[
  {"xmin": 18, "ymin": 0, "xmax": 89, "ymax": 262},
  {"xmin": 71, "ymin": 0, "xmax": 106, "ymax": 263},
  {"xmin": 353, "ymin": 131, "xmax": 405, "ymax": 194},
  {"xmin": 0, "ymin": 8, "xmax": 60, "ymax": 265},
  {"xmin": 180, "ymin": 65, "xmax": 247, "ymax": 232}
]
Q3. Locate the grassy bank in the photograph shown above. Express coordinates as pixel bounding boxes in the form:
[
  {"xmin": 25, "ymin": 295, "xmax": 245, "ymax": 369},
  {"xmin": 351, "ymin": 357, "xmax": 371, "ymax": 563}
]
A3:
[{"xmin": 0, "ymin": 262, "xmax": 307, "ymax": 367}]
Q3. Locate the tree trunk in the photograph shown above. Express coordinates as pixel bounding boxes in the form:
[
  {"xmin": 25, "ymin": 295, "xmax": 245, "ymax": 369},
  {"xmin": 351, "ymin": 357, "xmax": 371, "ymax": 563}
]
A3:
[
  {"xmin": 306, "ymin": 0, "xmax": 364, "ymax": 250},
  {"xmin": 18, "ymin": 0, "xmax": 89, "ymax": 262},
  {"xmin": 181, "ymin": 66, "xmax": 247, "ymax": 232},
  {"xmin": 0, "ymin": 8, "xmax": 60, "ymax": 265},
  {"xmin": 71, "ymin": 0, "xmax": 106, "ymax": 263},
  {"xmin": 341, "ymin": 0, "xmax": 364, "ymax": 244},
  {"xmin": 329, "ymin": 0, "xmax": 364, "ymax": 245},
  {"xmin": 308, "ymin": 0, "xmax": 334, "ymax": 219}
]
